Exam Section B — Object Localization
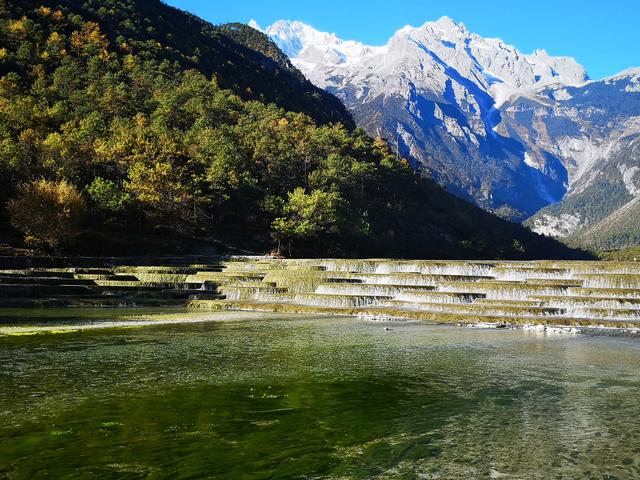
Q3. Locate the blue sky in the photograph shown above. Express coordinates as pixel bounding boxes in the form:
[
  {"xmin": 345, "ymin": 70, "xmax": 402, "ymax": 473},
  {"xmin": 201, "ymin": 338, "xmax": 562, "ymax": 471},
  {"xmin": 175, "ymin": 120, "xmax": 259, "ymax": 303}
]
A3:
[{"xmin": 165, "ymin": 0, "xmax": 638, "ymax": 79}]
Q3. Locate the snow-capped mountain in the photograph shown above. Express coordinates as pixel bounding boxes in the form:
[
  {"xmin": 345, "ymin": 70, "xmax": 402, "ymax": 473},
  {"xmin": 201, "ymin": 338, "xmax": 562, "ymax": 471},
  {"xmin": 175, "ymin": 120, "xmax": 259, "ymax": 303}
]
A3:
[
  {"xmin": 262, "ymin": 18, "xmax": 588, "ymax": 98},
  {"xmin": 251, "ymin": 18, "xmax": 640, "ymax": 237}
]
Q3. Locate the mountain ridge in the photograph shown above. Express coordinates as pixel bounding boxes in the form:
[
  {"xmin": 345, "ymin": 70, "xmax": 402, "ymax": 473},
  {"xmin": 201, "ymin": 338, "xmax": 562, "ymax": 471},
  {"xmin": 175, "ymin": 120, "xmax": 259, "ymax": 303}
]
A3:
[
  {"xmin": 254, "ymin": 18, "xmax": 640, "ymax": 233},
  {"xmin": 253, "ymin": 18, "xmax": 593, "ymax": 219}
]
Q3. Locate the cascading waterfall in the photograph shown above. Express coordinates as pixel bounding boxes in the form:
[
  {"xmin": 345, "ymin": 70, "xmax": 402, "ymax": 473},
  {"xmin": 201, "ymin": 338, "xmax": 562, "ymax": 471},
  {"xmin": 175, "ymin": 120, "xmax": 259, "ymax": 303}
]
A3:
[
  {"xmin": 578, "ymin": 274, "xmax": 640, "ymax": 289},
  {"xmin": 567, "ymin": 286, "xmax": 640, "ymax": 299},
  {"xmin": 224, "ymin": 260, "xmax": 640, "ymax": 325},
  {"xmin": 315, "ymin": 284, "xmax": 436, "ymax": 296},
  {"xmin": 535, "ymin": 295, "xmax": 640, "ymax": 309},
  {"xmin": 373, "ymin": 261, "xmax": 494, "ymax": 277},
  {"xmin": 391, "ymin": 291, "xmax": 484, "ymax": 304},
  {"xmin": 491, "ymin": 267, "xmax": 574, "ymax": 282},
  {"xmin": 219, "ymin": 284, "xmax": 285, "ymax": 301},
  {"xmin": 3, "ymin": 258, "xmax": 640, "ymax": 327},
  {"xmin": 350, "ymin": 273, "xmax": 491, "ymax": 286},
  {"xmin": 292, "ymin": 294, "xmax": 389, "ymax": 308},
  {"xmin": 563, "ymin": 306, "xmax": 640, "ymax": 320}
]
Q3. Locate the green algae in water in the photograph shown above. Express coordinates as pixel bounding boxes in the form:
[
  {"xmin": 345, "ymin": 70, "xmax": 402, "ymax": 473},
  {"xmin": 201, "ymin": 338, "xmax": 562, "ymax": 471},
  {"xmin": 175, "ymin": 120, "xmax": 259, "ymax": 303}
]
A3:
[{"xmin": 1, "ymin": 313, "xmax": 640, "ymax": 479}]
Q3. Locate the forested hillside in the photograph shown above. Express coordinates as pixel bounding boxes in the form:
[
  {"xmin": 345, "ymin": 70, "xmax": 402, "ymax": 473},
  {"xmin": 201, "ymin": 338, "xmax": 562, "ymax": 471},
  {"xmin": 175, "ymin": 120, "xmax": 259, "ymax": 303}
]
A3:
[
  {"xmin": 11, "ymin": 0, "xmax": 354, "ymax": 127},
  {"xmin": 0, "ymin": 0, "xmax": 589, "ymax": 259}
]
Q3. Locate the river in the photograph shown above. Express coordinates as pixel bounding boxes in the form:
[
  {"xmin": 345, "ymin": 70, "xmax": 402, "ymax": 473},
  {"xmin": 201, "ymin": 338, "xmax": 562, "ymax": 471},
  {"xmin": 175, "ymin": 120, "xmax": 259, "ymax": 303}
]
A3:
[{"xmin": 1, "ymin": 310, "xmax": 639, "ymax": 478}]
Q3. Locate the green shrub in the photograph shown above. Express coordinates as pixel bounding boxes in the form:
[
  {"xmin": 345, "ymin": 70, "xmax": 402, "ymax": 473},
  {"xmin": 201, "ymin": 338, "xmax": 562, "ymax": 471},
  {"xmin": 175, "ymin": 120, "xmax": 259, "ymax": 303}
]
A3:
[{"xmin": 86, "ymin": 177, "xmax": 131, "ymax": 212}]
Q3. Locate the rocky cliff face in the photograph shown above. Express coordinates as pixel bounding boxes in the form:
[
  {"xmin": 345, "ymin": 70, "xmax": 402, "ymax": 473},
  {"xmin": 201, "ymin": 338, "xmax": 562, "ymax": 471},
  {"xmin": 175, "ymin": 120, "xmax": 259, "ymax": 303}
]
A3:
[{"xmin": 521, "ymin": 70, "xmax": 640, "ymax": 245}]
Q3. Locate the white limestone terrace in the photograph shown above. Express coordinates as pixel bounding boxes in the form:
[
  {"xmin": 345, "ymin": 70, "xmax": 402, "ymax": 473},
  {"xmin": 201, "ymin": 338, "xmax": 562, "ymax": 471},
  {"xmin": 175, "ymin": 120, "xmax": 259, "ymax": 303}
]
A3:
[
  {"xmin": 3, "ymin": 258, "xmax": 640, "ymax": 332},
  {"xmin": 205, "ymin": 259, "xmax": 640, "ymax": 331},
  {"xmin": 251, "ymin": 17, "xmax": 589, "ymax": 107}
]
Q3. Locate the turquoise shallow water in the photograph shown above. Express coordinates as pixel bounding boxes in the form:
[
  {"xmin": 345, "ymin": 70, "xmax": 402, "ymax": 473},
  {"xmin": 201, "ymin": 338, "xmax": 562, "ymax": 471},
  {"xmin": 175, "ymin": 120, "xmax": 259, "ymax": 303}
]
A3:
[{"xmin": 1, "ymin": 311, "xmax": 640, "ymax": 479}]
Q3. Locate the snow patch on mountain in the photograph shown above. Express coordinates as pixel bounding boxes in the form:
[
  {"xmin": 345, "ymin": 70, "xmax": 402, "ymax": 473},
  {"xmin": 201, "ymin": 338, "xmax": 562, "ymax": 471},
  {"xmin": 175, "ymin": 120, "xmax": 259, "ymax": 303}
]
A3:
[
  {"xmin": 605, "ymin": 67, "xmax": 640, "ymax": 81},
  {"xmin": 523, "ymin": 152, "xmax": 538, "ymax": 169},
  {"xmin": 531, "ymin": 213, "xmax": 583, "ymax": 237},
  {"xmin": 556, "ymin": 137, "xmax": 614, "ymax": 190},
  {"xmin": 619, "ymin": 163, "xmax": 640, "ymax": 195}
]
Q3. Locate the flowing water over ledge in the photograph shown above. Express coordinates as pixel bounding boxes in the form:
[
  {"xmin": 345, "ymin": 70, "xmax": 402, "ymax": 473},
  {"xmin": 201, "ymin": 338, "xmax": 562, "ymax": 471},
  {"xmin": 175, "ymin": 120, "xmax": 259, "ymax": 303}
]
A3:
[
  {"xmin": 4, "ymin": 258, "xmax": 640, "ymax": 328},
  {"xmin": 1, "ymin": 311, "xmax": 640, "ymax": 479}
]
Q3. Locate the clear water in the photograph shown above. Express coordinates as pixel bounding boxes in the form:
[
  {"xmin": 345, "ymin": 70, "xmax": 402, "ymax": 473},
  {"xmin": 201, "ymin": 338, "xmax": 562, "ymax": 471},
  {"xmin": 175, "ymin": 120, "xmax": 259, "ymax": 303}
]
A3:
[{"xmin": 1, "ymin": 310, "xmax": 640, "ymax": 479}]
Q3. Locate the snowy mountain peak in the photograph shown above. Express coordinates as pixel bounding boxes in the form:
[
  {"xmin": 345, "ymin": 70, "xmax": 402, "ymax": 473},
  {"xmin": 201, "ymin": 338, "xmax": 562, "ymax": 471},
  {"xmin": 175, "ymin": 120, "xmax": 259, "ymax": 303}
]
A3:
[
  {"xmin": 607, "ymin": 67, "xmax": 640, "ymax": 80},
  {"xmin": 254, "ymin": 19, "xmax": 386, "ymax": 73},
  {"xmin": 247, "ymin": 19, "xmax": 260, "ymax": 31},
  {"xmin": 392, "ymin": 17, "xmax": 470, "ymax": 46},
  {"xmin": 259, "ymin": 18, "xmax": 589, "ymax": 95},
  {"xmin": 252, "ymin": 20, "xmax": 340, "ymax": 58},
  {"xmin": 433, "ymin": 15, "xmax": 464, "ymax": 29},
  {"xmin": 601, "ymin": 67, "xmax": 640, "ymax": 93},
  {"xmin": 428, "ymin": 16, "xmax": 469, "ymax": 37}
]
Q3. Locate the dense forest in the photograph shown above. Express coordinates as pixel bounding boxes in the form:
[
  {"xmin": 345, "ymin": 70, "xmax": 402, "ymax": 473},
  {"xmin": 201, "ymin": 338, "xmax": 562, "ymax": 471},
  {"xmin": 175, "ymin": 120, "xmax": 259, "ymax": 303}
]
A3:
[{"xmin": 0, "ymin": 0, "xmax": 589, "ymax": 259}]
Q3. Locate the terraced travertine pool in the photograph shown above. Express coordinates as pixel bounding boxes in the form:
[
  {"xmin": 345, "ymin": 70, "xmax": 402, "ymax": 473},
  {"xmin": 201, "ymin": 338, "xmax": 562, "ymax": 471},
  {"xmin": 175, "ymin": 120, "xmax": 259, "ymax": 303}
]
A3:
[
  {"xmin": 1, "ymin": 311, "xmax": 640, "ymax": 479},
  {"xmin": 4, "ymin": 258, "xmax": 640, "ymax": 329}
]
